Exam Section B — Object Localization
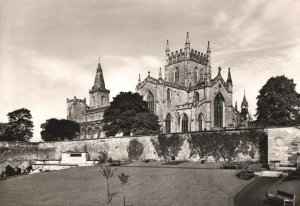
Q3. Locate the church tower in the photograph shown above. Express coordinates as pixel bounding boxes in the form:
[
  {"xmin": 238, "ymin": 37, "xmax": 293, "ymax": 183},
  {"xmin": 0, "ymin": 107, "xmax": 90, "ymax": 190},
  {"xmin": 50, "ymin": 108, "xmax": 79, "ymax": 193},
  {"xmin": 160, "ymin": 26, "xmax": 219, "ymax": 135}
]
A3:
[{"xmin": 89, "ymin": 59, "xmax": 110, "ymax": 108}]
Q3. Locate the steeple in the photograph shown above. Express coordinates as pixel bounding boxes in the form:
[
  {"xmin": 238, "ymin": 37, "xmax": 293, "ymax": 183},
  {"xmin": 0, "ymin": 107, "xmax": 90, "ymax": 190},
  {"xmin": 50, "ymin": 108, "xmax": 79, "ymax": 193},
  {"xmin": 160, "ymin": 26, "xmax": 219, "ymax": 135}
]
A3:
[
  {"xmin": 226, "ymin": 67, "xmax": 232, "ymax": 85},
  {"xmin": 185, "ymin": 32, "xmax": 190, "ymax": 50},
  {"xmin": 92, "ymin": 58, "xmax": 106, "ymax": 90},
  {"xmin": 241, "ymin": 90, "xmax": 249, "ymax": 121}
]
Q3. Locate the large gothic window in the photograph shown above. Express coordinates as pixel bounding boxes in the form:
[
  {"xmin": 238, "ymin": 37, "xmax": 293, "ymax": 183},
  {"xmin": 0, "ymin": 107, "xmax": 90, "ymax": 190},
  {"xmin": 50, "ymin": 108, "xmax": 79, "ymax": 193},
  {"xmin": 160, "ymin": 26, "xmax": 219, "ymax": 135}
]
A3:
[
  {"xmin": 182, "ymin": 113, "xmax": 188, "ymax": 133},
  {"xmin": 200, "ymin": 69, "xmax": 204, "ymax": 82},
  {"xmin": 166, "ymin": 114, "xmax": 171, "ymax": 134},
  {"xmin": 174, "ymin": 67, "xmax": 179, "ymax": 83},
  {"xmin": 198, "ymin": 113, "xmax": 203, "ymax": 131},
  {"xmin": 194, "ymin": 67, "xmax": 198, "ymax": 83},
  {"xmin": 167, "ymin": 89, "xmax": 171, "ymax": 101},
  {"xmin": 146, "ymin": 91, "xmax": 154, "ymax": 112},
  {"xmin": 214, "ymin": 93, "xmax": 224, "ymax": 127}
]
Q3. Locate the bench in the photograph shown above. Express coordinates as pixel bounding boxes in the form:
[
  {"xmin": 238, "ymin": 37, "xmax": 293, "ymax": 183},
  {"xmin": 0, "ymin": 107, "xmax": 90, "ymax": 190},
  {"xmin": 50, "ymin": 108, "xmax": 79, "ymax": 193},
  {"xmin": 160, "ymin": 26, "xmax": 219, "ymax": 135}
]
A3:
[{"xmin": 267, "ymin": 190, "xmax": 296, "ymax": 206}]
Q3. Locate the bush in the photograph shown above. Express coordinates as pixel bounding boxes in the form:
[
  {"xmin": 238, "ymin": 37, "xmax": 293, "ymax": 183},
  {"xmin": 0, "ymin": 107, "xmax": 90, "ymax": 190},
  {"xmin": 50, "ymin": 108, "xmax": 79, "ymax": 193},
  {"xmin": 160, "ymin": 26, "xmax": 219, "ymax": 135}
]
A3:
[
  {"xmin": 236, "ymin": 170, "xmax": 255, "ymax": 180},
  {"xmin": 5, "ymin": 165, "xmax": 20, "ymax": 177},
  {"xmin": 108, "ymin": 157, "xmax": 113, "ymax": 164},
  {"xmin": 127, "ymin": 139, "xmax": 144, "ymax": 161},
  {"xmin": 98, "ymin": 151, "xmax": 109, "ymax": 164}
]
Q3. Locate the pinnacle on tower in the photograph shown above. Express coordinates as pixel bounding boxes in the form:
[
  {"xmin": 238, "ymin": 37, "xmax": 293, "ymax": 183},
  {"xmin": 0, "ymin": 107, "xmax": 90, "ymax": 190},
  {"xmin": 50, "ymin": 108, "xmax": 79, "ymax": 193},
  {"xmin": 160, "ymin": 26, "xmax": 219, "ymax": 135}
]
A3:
[
  {"xmin": 185, "ymin": 32, "xmax": 190, "ymax": 50},
  {"xmin": 166, "ymin": 40, "xmax": 170, "ymax": 53},
  {"xmin": 218, "ymin": 66, "xmax": 221, "ymax": 75},
  {"xmin": 138, "ymin": 74, "xmax": 141, "ymax": 84},
  {"xmin": 148, "ymin": 71, "xmax": 150, "ymax": 77},
  {"xmin": 92, "ymin": 59, "xmax": 106, "ymax": 90},
  {"xmin": 226, "ymin": 67, "xmax": 232, "ymax": 85},
  {"xmin": 159, "ymin": 68, "xmax": 162, "ymax": 79},
  {"xmin": 235, "ymin": 101, "xmax": 238, "ymax": 110},
  {"xmin": 207, "ymin": 41, "xmax": 211, "ymax": 53}
]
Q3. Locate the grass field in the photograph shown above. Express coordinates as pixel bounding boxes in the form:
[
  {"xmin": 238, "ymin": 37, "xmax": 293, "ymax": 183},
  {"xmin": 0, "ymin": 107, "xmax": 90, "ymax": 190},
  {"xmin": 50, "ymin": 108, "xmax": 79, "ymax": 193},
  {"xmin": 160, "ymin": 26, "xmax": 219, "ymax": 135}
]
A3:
[{"xmin": 0, "ymin": 165, "xmax": 249, "ymax": 206}]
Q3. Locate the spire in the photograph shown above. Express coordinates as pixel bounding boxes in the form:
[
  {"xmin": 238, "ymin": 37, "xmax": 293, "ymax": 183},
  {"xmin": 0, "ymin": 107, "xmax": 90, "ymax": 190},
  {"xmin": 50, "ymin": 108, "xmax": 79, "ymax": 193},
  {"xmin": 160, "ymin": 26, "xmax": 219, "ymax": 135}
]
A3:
[
  {"xmin": 138, "ymin": 74, "xmax": 141, "ymax": 84},
  {"xmin": 92, "ymin": 58, "xmax": 106, "ymax": 90},
  {"xmin": 159, "ymin": 68, "xmax": 162, "ymax": 79},
  {"xmin": 207, "ymin": 41, "xmax": 211, "ymax": 53},
  {"xmin": 185, "ymin": 32, "xmax": 190, "ymax": 50},
  {"xmin": 226, "ymin": 67, "xmax": 232, "ymax": 85}
]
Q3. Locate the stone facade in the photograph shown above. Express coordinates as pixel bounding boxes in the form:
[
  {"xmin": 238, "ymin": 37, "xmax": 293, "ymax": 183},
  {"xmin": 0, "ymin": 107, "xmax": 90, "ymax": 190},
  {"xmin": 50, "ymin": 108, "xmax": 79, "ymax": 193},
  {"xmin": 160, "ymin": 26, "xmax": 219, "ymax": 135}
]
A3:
[
  {"xmin": 136, "ymin": 33, "xmax": 251, "ymax": 133},
  {"xmin": 67, "ymin": 60, "xmax": 109, "ymax": 139}
]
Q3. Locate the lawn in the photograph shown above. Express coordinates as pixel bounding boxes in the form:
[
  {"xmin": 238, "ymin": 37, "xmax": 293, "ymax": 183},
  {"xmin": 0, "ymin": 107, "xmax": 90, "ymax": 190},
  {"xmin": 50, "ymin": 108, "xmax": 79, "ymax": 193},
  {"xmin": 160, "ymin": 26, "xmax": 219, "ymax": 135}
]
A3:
[{"xmin": 0, "ymin": 165, "xmax": 249, "ymax": 206}]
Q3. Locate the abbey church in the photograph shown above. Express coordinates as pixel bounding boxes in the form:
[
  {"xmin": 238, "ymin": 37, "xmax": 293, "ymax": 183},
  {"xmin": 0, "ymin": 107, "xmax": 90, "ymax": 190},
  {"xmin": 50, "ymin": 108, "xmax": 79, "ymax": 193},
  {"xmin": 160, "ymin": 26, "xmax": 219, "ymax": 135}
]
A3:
[
  {"xmin": 136, "ymin": 33, "xmax": 251, "ymax": 133},
  {"xmin": 67, "ymin": 33, "xmax": 251, "ymax": 139}
]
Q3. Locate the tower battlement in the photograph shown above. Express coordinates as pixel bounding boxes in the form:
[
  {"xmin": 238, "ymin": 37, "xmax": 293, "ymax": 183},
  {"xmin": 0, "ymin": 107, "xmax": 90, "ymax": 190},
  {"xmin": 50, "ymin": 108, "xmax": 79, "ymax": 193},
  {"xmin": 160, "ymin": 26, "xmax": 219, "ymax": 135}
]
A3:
[
  {"xmin": 67, "ymin": 96, "xmax": 86, "ymax": 104},
  {"xmin": 166, "ymin": 49, "xmax": 208, "ymax": 66}
]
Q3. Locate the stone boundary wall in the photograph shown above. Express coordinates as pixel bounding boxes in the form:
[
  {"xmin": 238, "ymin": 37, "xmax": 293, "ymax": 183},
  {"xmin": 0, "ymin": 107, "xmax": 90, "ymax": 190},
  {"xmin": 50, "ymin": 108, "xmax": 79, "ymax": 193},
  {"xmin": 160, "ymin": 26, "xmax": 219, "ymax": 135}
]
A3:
[{"xmin": 1, "ymin": 127, "xmax": 299, "ymax": 164}]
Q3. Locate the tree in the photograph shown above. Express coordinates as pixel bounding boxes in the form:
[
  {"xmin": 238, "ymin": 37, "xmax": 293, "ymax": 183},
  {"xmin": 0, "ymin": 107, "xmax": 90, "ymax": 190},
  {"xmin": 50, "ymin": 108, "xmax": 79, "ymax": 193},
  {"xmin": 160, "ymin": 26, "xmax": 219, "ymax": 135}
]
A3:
[
  {"xmin": 99, "ymin": 165, "xmax": 117, "ymax": 204},
  {"xmin": 40, "ymin": 118, "xmax": 80, "ymax": 141},
  {"xmin": 103, "ymin": 92, "xmax": 160, "ymax": 136},
  {"xmin": 256, "ymin": 75, "xmax": 300, "ymax": 126},
  {"xmin": 118, "ymin": 172, "xmax": 130, "ymax": 206},
  {"xmin": 1, "ymin": 108, "xmax": 34, "ymax": 141}
]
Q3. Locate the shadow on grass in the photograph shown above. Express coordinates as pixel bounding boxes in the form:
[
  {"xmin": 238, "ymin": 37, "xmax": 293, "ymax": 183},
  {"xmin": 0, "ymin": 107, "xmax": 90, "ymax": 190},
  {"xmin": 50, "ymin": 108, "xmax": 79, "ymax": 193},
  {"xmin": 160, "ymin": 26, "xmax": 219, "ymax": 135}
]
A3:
[{"xmin": 161, "ymin": 161, "xmax": 187, "ymax": 165}]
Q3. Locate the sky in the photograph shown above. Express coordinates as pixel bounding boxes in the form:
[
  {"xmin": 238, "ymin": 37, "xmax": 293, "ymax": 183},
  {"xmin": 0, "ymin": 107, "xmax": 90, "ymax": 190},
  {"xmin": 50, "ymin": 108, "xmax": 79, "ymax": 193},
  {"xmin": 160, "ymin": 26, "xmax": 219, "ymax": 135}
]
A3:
[{"xmin": 0, "ymin": 0, "xmax": 299, "ymax": 142}]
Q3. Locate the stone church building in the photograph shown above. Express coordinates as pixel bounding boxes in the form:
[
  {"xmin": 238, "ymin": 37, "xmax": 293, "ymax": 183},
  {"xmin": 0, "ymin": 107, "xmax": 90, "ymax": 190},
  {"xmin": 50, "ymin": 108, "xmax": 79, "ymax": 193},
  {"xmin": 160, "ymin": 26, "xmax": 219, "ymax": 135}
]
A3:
[
  {"xmin": 136, "ymin": 33, "xmax": 251, "ymax": 133},
  {"xmin": 66, "ymin": 61, "xmax": 110, "ymax": 139},
  {"xmin": 67, "ymin": 33, "xmax": 251, "ymax": 139}
]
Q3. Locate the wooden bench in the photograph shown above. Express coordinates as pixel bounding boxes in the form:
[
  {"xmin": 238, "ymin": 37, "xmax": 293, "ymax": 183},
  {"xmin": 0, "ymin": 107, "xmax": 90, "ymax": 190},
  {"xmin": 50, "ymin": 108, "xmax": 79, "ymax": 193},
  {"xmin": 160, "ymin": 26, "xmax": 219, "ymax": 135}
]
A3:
[{"xmin": 267, "ymin": 190, "xmax": 296, "ymax": 206}]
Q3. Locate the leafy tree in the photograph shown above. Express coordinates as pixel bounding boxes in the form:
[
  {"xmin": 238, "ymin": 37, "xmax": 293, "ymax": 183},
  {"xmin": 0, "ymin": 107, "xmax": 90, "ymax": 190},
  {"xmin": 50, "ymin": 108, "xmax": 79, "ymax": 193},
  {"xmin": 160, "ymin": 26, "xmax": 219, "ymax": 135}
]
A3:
[
  {"xmin": 103, "ymin": 92, "xmax": 160, "ymax": 136},
  {"xmin": 99, "ymin": 165, "xmax": 117, "ymax": 204},
  {"xmin": 256, "ymin": 75, "xmax": 300, "ymax": 126},
  {"xmin": 0, "ymin": 108, "xmax": 33, "ymax": 141},
  {"xmin": 40, "ymin": 118, "xmax": 80, "ymax": 141},
  {"xmin": 131, "ymin": 113, "xmax": 160, "ymax": 135}
]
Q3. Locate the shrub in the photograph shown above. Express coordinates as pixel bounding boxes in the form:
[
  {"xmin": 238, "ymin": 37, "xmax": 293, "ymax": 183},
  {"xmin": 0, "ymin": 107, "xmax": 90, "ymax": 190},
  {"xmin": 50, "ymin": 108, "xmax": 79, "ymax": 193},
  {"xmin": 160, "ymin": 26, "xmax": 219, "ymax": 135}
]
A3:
[
  {"xmin": 283, "ymin": 167, "xmax": 300, "ymax": 181},
  {"xmin": 5, "ymin": 165, "xmax": 19, "ymax": 177},
  {"xmin": 236, "ymin": 170, "xmax": 255, "ymax": 180},
  {"xmin": 127, "ymin": 139, "xmax": 144, "ymax": 161},
  {"xmin": 151, "ymin": 134, "xmax": 185, "ymax": 160},
  {"xmin": 98, "ymin": 151, "xmax": 109, "ymax": 164}
]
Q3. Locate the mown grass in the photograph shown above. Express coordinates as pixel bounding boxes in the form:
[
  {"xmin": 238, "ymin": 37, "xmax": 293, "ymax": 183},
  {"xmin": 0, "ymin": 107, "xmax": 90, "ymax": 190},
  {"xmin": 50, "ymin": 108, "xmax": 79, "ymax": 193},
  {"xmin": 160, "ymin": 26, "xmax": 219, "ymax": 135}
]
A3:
[{"xmin": 0, "ymin": 165, "xmax": 248, "ymax": 206}]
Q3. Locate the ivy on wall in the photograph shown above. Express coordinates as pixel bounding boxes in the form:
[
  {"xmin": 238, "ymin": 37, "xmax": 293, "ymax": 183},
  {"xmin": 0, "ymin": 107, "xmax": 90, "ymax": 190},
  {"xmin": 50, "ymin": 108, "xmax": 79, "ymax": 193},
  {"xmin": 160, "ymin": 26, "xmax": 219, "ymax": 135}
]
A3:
[
  {"xmin": 150, "ymin": 134, "xmax": 185, "ymax": 160},
  {"xmin": 188, "ymin": 130, "xmax": 268, "ymax": 162}
]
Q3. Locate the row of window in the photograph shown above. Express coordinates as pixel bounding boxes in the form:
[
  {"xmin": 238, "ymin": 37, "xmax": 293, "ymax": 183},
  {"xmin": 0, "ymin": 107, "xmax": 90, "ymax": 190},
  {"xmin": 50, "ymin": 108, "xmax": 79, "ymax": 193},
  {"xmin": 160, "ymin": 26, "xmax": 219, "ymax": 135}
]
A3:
[
  {"xmin": 173, "ymin": 67, "xmax": 205, "ymax": 83},
  {"xmin": 165, "ymin": 113, "xmax": 204, "ymax": 133}
]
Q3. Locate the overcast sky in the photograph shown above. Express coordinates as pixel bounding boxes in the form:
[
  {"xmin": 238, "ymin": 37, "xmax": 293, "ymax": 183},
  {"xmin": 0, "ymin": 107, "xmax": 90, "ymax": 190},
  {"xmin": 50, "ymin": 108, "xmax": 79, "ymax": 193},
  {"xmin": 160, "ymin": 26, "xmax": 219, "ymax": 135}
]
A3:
[{"xmin": 0, "ymin": 0, "xmax": 299, "ymax": 142}]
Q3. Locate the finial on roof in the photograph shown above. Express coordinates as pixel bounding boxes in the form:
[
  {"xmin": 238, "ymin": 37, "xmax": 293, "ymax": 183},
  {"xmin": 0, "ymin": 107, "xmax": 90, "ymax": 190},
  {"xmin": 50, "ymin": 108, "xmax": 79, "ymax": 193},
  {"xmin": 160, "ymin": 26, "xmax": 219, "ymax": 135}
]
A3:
[
  {"xmin": 218, "ymin": 66, "xmax": 221, "ymax": 75},
  {"xmin": 148, "ymin": 71, "xmax": 150, "ymax": 77},
  {"xmin": 226, "ymin": 67, "xmax": 232, "ymax": 85},
  {"xmin": 138, "ymin": 74, "xmax": 141, "ymax": 84}
]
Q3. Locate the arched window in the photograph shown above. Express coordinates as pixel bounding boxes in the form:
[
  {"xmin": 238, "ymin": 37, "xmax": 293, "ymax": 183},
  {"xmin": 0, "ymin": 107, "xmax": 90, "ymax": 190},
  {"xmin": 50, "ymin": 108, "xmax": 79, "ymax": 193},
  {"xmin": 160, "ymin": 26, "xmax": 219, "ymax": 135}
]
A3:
[
  {"xmin": 214, "ymin": 93, "xmax": 224, "ymax": 127},
  {"xmin": 146, "ymin": 91, "xmax": 154, "ymax": 112},
  {"xmin": 194, "ymin": 91, "xmax": 199, "ymax": 102},
  {"xmin": 182, "ymin": 113, "xmax": 188, "ymax": 133},
  {"xmin": 167, "ymin": 89, "xmax": 171, "ymax": 101},
  {"xmin": 174, "ymin": 67, "xmax": 179, "ymax": 83},
  {"xmin": 166, "ymin": 114, "xmax": 172, "ymax": 134},
  {"xmin": 194, "ymin": 68, "xmax": 198, "ymax": 83},
  {"xmin": 101, "ymin": 96, "xmax": 106, "ymax": 106},
  {"xmin": 198, "ymin": 113, "xmax": 203, "ymax": 131},
  {"xmin": 200, "ymin": 69, "xmax": 204, "ymax": 82}
]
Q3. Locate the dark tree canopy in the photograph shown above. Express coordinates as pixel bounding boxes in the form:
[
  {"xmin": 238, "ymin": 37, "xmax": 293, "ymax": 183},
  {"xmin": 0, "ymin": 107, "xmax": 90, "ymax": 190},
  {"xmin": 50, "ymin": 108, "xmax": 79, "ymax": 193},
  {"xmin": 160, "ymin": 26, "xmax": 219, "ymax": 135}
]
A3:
[
  {"xmin": 103, "ymin": 92, "xmax": 160, "ymax": 136},
  {"xmin": 255, "ymin": 75, "xmax": 300, "ymax": 126},
  {"xmin": 41, "ymin": 118, "xmax": 80, "ymax": 141},
  {"xmin": 0, "ymin": 108, "xmax": 33, "ymax": 141}
]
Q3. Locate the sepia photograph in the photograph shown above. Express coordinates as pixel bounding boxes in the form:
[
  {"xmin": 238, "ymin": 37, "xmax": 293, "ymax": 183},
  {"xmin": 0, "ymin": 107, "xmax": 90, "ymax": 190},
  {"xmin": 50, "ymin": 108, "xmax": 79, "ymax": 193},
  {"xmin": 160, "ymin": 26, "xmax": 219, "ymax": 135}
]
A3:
[{"xmin": 0, "ymin": 0, "xmax": 299, "ymax": 205}]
